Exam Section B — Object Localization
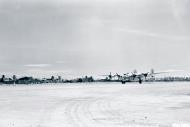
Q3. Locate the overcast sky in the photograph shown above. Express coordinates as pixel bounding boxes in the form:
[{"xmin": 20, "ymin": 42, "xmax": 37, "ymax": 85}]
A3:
[{"xmin": 0, "ymin": 0, "xmax": 190, "ymax": 78}]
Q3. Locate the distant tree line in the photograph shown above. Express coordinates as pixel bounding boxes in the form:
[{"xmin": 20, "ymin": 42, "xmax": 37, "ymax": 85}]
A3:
[{"xmin": 0, "ymin": 75, "xmax": 94, "ymax": 85}]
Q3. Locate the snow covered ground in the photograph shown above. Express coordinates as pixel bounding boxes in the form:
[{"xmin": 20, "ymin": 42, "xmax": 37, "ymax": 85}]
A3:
[{"xmin": 0, "ymin": 82, "xmax": 190, "ymax": 127}]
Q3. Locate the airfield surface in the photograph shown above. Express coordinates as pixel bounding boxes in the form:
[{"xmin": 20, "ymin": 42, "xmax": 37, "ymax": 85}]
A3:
[{"xmin": 0, "ymin": 82, "xmax": 190, "ymax": 127}]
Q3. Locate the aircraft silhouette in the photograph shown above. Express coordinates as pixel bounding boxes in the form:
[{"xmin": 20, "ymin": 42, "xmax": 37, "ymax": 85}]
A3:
[{"xmin": 101, "ymin": 69, "xmax": 169, "ymax": 84}]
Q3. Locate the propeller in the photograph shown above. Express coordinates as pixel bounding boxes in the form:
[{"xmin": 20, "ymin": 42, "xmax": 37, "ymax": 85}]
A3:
[
  {"xmin": 131, "ymin": 73, "xmax": 137, "ymax": 80},
  {"xmin": 123, "ymin": 73, "xmax": 129, "ymax": 76},
  {"xmin": 114, "ymin": 73, "xmax": 122, "ymax": 79},
  {"xmin": 141, "ymin": 72, "xmax": 149, "ymax": 80},
  {"xmin": 142, "ymin": 72, "xmax": 149, "ymax": 76}
]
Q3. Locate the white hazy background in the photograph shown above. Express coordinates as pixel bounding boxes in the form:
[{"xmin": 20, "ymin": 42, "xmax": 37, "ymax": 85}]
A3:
[{"xmin": 0, "ymin": 0, "xmax": 190, "ymax": 78}]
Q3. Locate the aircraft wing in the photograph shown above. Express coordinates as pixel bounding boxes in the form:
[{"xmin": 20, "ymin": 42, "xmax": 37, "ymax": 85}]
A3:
[
  {"xmin": 152, "ymin": 72, "xmax": 168, "ymax": 74},
  {"xmin": 99, "ymin": 75, "xmax": 110, "ymax": 76},
  {"xmin": 152, "ymin": 70, "xmax": 183, "ymax": 75}
]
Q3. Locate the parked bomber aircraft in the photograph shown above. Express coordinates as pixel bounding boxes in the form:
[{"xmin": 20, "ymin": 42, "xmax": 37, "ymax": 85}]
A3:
[{"xmin": 101, "ymin": 69, "xmax": 169, "ymax": 84}]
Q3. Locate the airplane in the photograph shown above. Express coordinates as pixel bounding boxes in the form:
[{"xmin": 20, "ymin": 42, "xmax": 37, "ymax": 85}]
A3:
[{"xmin": 101, "ymin": 69, "xmax": 169, "ymax": 84}]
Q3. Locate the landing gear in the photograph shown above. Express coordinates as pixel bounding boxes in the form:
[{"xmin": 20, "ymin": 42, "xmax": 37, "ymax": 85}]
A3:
[
  {"xmin": 138, "ymin": 79, "xmax": 142, "ymax": 84},
  {"xmin": 121, "ymin": 80, "xmax": 126, "ymax": 84}
]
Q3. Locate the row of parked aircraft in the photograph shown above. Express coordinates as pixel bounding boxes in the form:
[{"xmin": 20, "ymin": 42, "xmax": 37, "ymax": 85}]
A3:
[{"xmin": 101, "ymin": 69, "xmax": 169, "ymax": 84}]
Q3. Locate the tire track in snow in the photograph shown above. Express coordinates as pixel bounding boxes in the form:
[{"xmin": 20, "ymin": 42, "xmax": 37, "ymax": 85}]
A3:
[
  {"xmin": 39, "ymin": 96, "xmax": 167, "ymax": 127},
  {"xmin": 48, "ymin": 97, "xmax": 102, "ymax": 127}
]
